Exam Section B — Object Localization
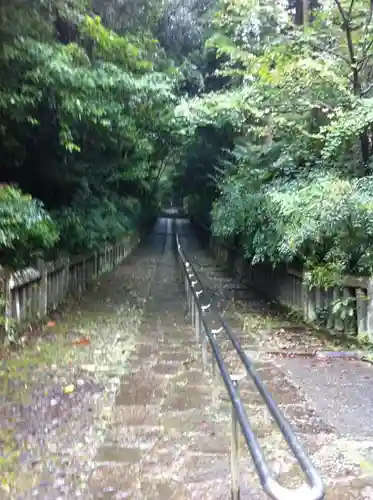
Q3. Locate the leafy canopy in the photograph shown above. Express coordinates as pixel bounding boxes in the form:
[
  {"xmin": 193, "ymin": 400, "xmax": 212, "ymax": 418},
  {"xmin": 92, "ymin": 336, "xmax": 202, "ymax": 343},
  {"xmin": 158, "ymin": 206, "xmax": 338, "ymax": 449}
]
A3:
[
  {"xmin": 0, "ymin": 0, "xmax": 180, "ymax": 266},
  {"xmin": 174, "ymin": 0, "xmax": 373, "ymax": 280}
]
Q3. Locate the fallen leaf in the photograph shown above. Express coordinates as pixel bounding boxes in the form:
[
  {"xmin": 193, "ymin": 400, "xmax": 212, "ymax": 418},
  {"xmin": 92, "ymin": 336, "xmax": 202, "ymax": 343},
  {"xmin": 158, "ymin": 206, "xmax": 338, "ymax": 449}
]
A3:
[
  {"xmin": 0, "ymin": 482, "xmax": 10, "ymax": 494},
  {"xmin": 63, "ymin": 384, "xmax": 75, "ymax": 394},
  {"xmin": 73, "ymin": 337, "xmax": 90, "ymax": 346}
]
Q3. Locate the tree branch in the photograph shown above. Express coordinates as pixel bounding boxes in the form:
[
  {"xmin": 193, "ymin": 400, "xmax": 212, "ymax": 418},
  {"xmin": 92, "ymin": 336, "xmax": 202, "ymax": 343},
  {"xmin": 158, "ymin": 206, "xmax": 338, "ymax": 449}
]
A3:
[
  {"xmin": 334, "ymin": 0, "xmax": 347, "ymax": 23},
  {"xmin": 357, "ymin": 51, "xmax": 373, "ymax": 71},
  {"xmin": 360, "ymin": 82, "xmax": 373, "ymax": 96},
  {"xmin": 367, "ymin": 0, "xmax": 373, "ymax": 29},
  {"xmin": 347, "ymin": 0, "xmax": 355, "ymax": 17},
  {"xmin": 308, "ymin": 40, "xmax": 350, "ymax": 64},
  {"xmin": 334, "ymin": 0, "xmax": 358, "ymax": 92}
]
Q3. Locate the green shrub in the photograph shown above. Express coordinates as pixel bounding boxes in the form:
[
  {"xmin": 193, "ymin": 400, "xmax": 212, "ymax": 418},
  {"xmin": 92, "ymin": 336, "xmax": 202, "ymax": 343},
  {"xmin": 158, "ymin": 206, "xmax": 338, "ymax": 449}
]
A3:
[
  {"xmin": 0, "ymin": 186, "xmax": 58, "ymax": 268},
  {"xmin": 213, "ymin": 170, "xmax": 373, "ymax": 278}
]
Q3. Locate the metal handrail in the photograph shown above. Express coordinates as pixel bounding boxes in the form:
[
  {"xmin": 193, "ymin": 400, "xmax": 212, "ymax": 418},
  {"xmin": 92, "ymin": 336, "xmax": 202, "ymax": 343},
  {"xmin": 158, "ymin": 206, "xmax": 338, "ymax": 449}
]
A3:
[{"xmin": 175, "ymin": 230, "xmax": 325, "ymax": 500}]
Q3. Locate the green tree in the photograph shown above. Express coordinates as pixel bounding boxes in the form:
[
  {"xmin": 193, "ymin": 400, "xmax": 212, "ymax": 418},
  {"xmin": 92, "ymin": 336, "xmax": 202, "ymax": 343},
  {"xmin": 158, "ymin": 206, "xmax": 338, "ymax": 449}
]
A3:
[
  {"xmin": 173, "ymin": 0, "xmax": 373, "ymax": 280},
  {"xmin": 0, "ymin": 0, "xmax": 177, "ymax": 263}
]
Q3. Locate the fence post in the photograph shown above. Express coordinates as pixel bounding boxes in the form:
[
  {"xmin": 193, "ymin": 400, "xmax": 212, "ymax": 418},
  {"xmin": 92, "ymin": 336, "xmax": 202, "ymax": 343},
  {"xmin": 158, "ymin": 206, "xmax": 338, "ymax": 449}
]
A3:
[
  {"xmin": 64, "ymin": 256, "xmax": 70, "ymax": 296},
  {"xmin": 5, "ymin": 276, "xmax": 12, "ymax": 336},
  {"xmin": 302, "ymin": 282, "xmax": 309, "ymax": 320},
  {"xmin": 0, "ymin": 270, "xmax": 11, "ymax": 338},
  {"xmin": 37, "ymin": 259, "xmax": 48, "ymax": 318},
  {"xmin": 326, "ymin": 288, "xmax": 334, "ymax": 329},
  {"xmin": 366, "ymin": 279, "xmax": 373, "ymax": 340},
  {"xmin": 98, "ymin": 251, "xmax": 102, "ymax": 277},
  {"xmin": 93, "ymin": 252, "xmax": 97, "ymax": 279},
  {"xmin": 356, "ymin": 287, "xmax": 368, "ymax": 336},
  {"xmin": 49, "ymin": 261, "xmax": 56, "ymax": 310},
  {"xmin": 343, "ymin": 287, "xmax": 355, "ymax": 334},
  {"xmin": 314, "ymin": 288, "xmax": 322, "ymax": 320},
  {"xmin": 307, "ymin": 288, "xmax": 317, "ymax": 322},
  {"xmin": 82, "ymin": 257, "xmax": 86, "ymax": 291},
  {"xmin": 333, "ymin": 287, "xmax": 344, "ymax": 331}
]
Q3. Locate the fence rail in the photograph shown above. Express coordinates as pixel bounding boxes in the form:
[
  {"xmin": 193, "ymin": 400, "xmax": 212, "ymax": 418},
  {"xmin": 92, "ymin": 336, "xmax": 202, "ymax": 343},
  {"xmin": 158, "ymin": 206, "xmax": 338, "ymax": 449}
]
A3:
[
  {"xmin": 236, "ymin": 259, "xmax": 373, "ymax": 337},
  {"xmin": 206, "ymin": 234, "xmax": 373, "ymax": 339},
  {"xmin": 1, "ymin": 234, "xmax": 139, "ymax": 335},
  {"xmin": 175, "ymin": 228, "xmax": 324, "ymax": 500}
]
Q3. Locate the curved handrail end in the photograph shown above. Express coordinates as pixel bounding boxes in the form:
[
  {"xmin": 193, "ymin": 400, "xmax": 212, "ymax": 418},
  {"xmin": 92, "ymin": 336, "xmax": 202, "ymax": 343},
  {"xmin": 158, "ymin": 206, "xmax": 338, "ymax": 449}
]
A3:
[{"xmin": 263, "ymin": 477, "xmax": 325, "ymax": 500}]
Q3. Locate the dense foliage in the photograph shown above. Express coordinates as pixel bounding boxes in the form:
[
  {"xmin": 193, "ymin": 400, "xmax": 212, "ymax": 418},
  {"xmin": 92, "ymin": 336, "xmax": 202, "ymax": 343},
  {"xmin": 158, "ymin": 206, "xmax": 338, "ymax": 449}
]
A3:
[
  {"xmin": 175, "ymin": 0, "xmax": 373, "ymax": 281},
  {"xmin": 0, "ymin": 0, "xmax": 179, "ymax": 266},
  {"xmin": 0, "ymin": 186, "xmax": 58, "ymax": 267}
]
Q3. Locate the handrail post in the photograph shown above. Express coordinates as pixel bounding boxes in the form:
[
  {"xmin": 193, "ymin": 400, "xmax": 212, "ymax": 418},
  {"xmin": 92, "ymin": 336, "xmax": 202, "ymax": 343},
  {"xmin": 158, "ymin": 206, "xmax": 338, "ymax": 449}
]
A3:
[
  {"xmin": 195, "ymin": 290, "xmax": 203, "ymax": 341},
  {"xmin": 211, "ymin": 331, "xmax": 216, "ymax": 377},
  {"xmin": 195, "ymin": 305, "xmax": 200, "ymax": 341},
  {"xmin": 187, "ymin": 279, "xmax": 191, "ymax": 314},
  {"xmin": 185, "ymin": 274, "xmax": 190, "ymax": 311},
  {"xmin": 211, "ymin": 326, "xmax": 223, "ymax": 383},
  {"xmin": 231, "ymin": 376, "xmax": 241, "ymax": 500},
  {"xmin": 191, "ymin": 293, "xmax": 195, "ymax": 325},
  {"xmin": 211, "ymin": 332, "xmax": 218, "ymax": 382},
  {"xmin": 201, "ymin": 324, "xmax": 208, "ymax": 369}
]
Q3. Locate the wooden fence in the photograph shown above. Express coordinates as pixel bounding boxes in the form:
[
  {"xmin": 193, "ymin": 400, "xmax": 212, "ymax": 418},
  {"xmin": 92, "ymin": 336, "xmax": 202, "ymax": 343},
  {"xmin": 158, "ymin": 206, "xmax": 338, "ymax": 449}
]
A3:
[
  {"xmin": 0, "ymin": 234, "xmax": 139, "ymax": 336},
  {"xmin": 210, "ymin": 238, "xmax": 373, "ymax": 339}
]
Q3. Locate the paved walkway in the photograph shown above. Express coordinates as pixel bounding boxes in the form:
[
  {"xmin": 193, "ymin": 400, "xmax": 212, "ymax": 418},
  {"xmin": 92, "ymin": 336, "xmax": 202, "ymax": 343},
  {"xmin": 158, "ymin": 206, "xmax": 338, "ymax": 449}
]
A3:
[
  {"xmin": 3, "ymin": 217, "xmax": 373, "ymax": 499},
  {"xmin": 89, "ymin": 218, "xmax": 250, "ymax": 499},
  {"xmin": 89, "ymin": 218, "xmax": 373, "ymax": 499}
]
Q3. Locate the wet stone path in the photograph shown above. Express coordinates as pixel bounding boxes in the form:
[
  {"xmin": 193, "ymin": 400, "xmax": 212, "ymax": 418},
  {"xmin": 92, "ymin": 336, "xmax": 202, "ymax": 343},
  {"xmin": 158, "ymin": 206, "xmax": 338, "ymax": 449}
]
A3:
[
  {"xmin": 3, "ymin": 217, "xmax": 373, "ymax": 498},
  {"xmin": 89, "ymin": 217, "xmax": 373, "ymax": 499},
  {"xmin": 90, "ymin": 218, "xmax": 247, "ymax": 499}
]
